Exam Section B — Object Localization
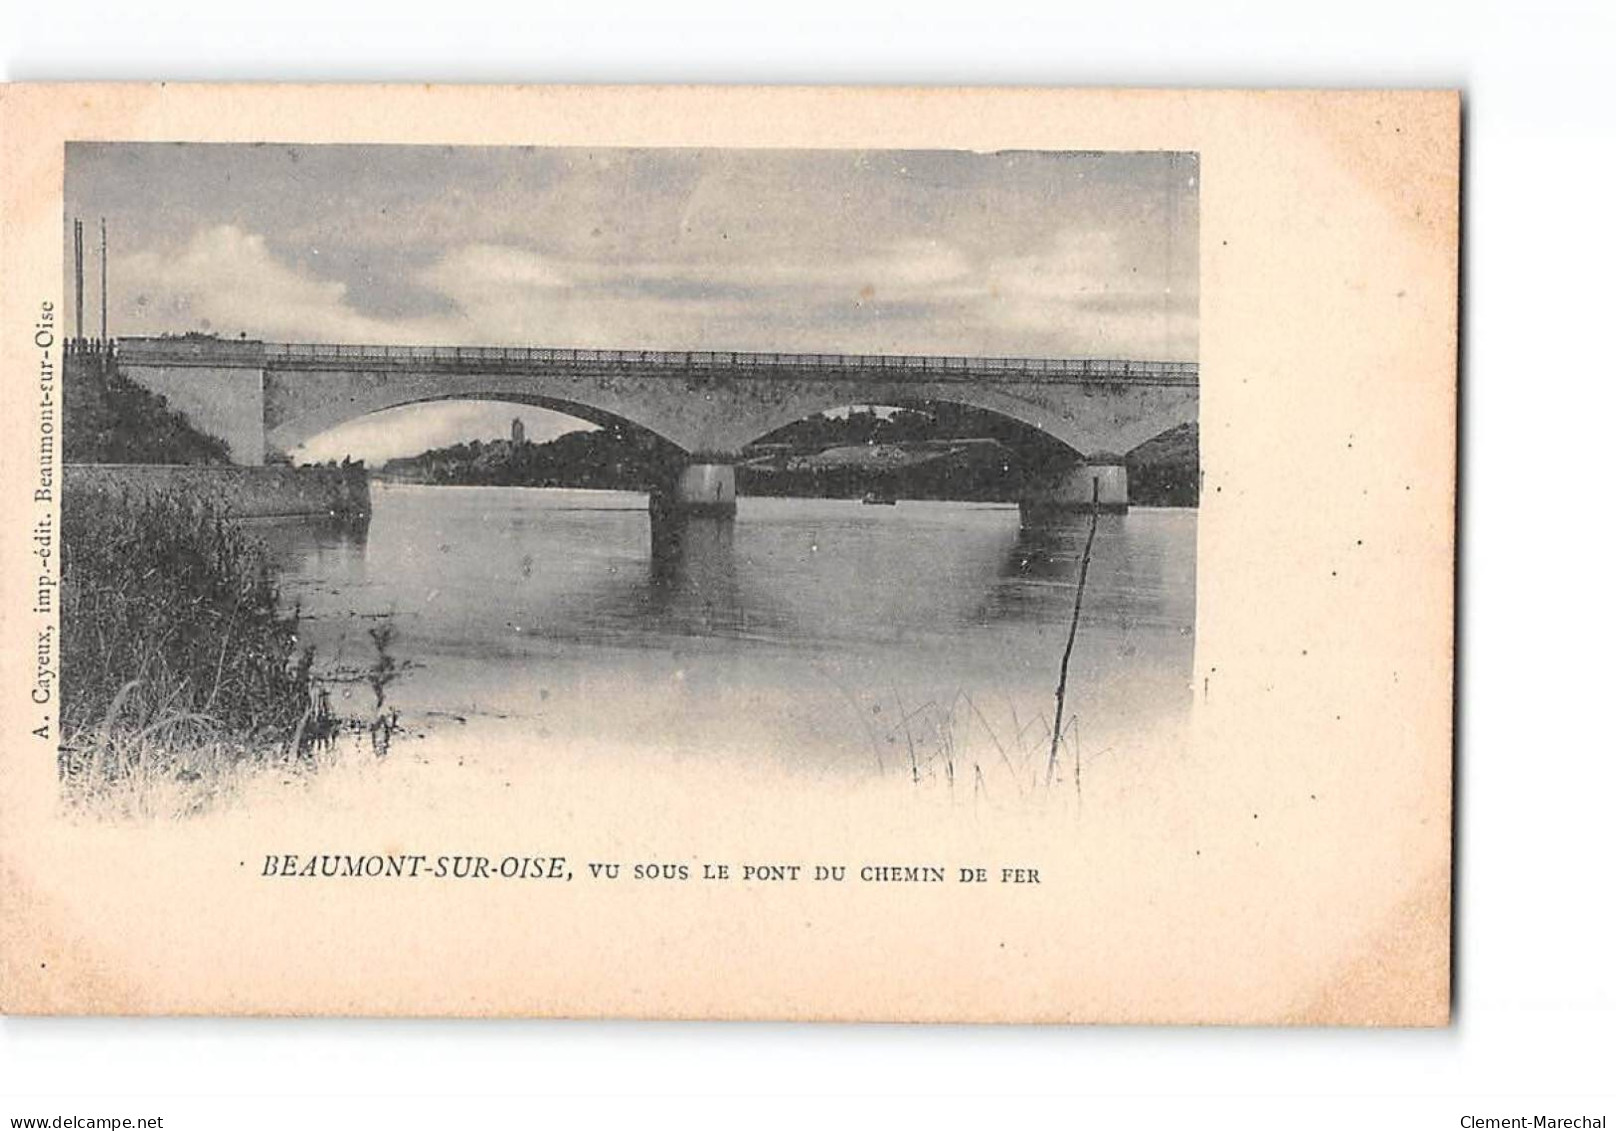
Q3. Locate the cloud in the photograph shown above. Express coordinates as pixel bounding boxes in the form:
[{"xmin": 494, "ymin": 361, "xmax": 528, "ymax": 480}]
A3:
[
  {"xmin": 701, "ymin": 238, "xmax": 978, "ymax": 296},
  {"xmin": 421, "ymin": 244, "xmax": 573, "ymax": 291},
  {"xmin": 116, "ymin": 225, "xmax": 449, "ymax": 344},
  {"xmin": 412, "ymin": 245, "xmax": 584, "ymax": 344},
  {"xmin": 967, "ymin": 227, "xmax": 1197, "ymax": 358},
  {"xmin": 405, "ymin": 237, "xmax": 994, "ymax": 351},
  {"xmin": 110, "ymin": 220, "xmax": 1194, "ymax": 366},
  {"xmin": 74, "ymin": 146, "xmax": 1197, "ymax": 461},
  {"xmin": 420, "ymin": 238, "xmax": 978, "ymax": 317},
  {"xmin": 987, "ymin": 229, "xmax": 1133, "ymax": 301}
]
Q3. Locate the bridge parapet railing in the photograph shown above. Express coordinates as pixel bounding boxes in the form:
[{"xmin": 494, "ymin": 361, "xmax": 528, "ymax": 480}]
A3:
[{"xmin": 260, "ymin": 342, "xmax": 1197, "ymax": 383}]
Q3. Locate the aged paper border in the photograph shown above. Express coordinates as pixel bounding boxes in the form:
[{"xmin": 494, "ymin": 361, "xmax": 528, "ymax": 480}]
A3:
[{"xmin": 0, "ymin": 85, "xmax": 1457, "ymax": 1023}]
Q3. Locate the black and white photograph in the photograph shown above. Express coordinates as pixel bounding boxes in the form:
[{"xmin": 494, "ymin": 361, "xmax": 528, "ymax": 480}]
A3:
[{"xmin": 55, "ymin": 142, "xmax": 1198, "ymax": 817}]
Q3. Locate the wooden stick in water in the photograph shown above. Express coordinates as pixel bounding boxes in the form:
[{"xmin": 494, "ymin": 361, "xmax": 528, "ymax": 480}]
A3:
[{"xmin": 1047, "ymin": 477, "xmax": 1101, "ymax": 788}]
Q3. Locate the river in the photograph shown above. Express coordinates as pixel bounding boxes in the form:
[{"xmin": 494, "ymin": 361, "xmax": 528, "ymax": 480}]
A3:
[{"xmin": 256, "ymin": 484, "xmax": 1196, "ymax": 788}]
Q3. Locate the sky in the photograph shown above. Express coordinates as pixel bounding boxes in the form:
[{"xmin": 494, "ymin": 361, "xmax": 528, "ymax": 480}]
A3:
[{"xmin": 65, "ymin": 144, "xmax": 1198, "ymax": 462}]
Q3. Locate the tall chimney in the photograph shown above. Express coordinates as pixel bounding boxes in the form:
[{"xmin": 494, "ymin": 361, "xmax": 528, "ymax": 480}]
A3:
[
  {"xmin": 73, "ymin": 219, "xmax": 84, "ymax": 341},
  {"xmin": 99, "ymin": 217, "xmax": 108, "ymax": 342}
]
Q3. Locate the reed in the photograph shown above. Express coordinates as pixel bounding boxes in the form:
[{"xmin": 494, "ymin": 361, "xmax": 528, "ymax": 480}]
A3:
[
  {"xmin": 58, "ymin": 484, "xmax": 342, "ymax": 815},
  {"xmin": 840, "ymin": 685, "xmax": 1068, "ymax": 802}
]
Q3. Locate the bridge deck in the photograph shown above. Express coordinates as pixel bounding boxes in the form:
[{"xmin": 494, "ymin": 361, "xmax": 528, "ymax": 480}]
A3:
[{"xmin": 255, "ymin": 342, "xmax": 1198, "ymax": 386}]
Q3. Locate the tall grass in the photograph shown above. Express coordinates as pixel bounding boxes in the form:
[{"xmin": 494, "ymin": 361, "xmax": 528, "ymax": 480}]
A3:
[
  {"xmin": 826, "ymin": 680, "xmax": 1083, "ymax": 803},
  {"xmin": 58, "ymin": 485, "xmax": 337, "ymax": 815}
]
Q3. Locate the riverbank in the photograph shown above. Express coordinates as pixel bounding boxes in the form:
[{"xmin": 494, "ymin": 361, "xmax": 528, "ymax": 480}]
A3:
[
  {"xmin": 65, "ymin": 462, "xmax": 371, "ymax": 519},
  {"xmin": 56, "ymin": 473, "xmax": 391, "ymax": 820}
]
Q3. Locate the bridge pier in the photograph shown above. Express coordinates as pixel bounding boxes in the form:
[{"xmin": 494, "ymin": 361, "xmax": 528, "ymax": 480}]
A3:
[
  {"xmin": 1018, "ymin": 461, "xmax": 1129, "ymax": 526},
  {"xmin": 653, "ymin": 461, "xmax": 738, "ymax": 518},
  {"xmin": 649, "ymin": 462, "xmax": 737, "ymax": 588}
]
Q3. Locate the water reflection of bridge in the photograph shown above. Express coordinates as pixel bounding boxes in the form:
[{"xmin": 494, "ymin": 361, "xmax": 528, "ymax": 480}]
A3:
[{"xmin": 260, "ymin": 499, "xmax": 1145, "ymax": 650}]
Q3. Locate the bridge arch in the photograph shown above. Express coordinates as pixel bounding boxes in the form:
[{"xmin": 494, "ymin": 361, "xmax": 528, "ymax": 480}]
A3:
[
  {"xmin": 281, "ymin": 393, "xmax": 685, "ymax": 473},
  {"xmin": 700, "ymin": 379, "xmax": 1196, "ymax": 459},
  {"xmin": 263, "ymin": 372, "xmax": 697, "ymax": 460},
  {"xmin": 731, "ymin": 392, "xmax": 1091, "ymax": 459}
]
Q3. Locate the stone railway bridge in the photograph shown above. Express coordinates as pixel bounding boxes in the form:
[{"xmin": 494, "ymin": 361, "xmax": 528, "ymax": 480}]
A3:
[{"xmin": 114, "ymin": 337, "xmax": 1198, "ymax": 517}]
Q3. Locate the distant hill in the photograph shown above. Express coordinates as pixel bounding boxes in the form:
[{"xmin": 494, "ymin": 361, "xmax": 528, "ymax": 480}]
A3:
[
  {"xmin": 739, "ymin": 439, "xmax": 1022, "ymax": 501},
  {"xmin": 379, "ymin": 426, "xmax": 675, "ymax": 490},
  {"xmin": 382, "ymin": 415, "xmax": 1200, "ymax": 507},
  {"xmin": 65, "ymin": 351, "xmax": 232, "ymax": 465},
  {"xmin": 1126, "ymin": 423, "xmax": 1199, "ymax": 507}
]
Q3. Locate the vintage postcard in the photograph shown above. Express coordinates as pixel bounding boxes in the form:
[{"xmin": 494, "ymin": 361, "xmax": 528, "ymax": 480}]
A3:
[{"xmin": 0, "ymin": 85, "xmax": 1457, "ymax": 1022}]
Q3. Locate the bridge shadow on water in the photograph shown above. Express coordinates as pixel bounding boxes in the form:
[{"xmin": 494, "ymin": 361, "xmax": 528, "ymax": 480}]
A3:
[
  {"xmin": 639, "ymin": 502, "xmax": 1086, "ymax": 649},
  {"xmin": 643, "ymin": 512, "xmax": 750, "ymax": 639},
  {"xmin": 242, "ymin": 489, "xmax": 1195, "ymax": 770},
  {"xmin": 972, "ymin": 511, "xmax": 1193, "ymax": 637},
  {"xmin": 971, "ymin": 519, "xmax": 1100, "ymax": 626},
  {"xmin": 251, "ymin": 489, "xmax": 1191, "ymax": 675},
  {"xmin": 623, "ymin": 502, "xmax": 1046, "ymax": 648}
]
